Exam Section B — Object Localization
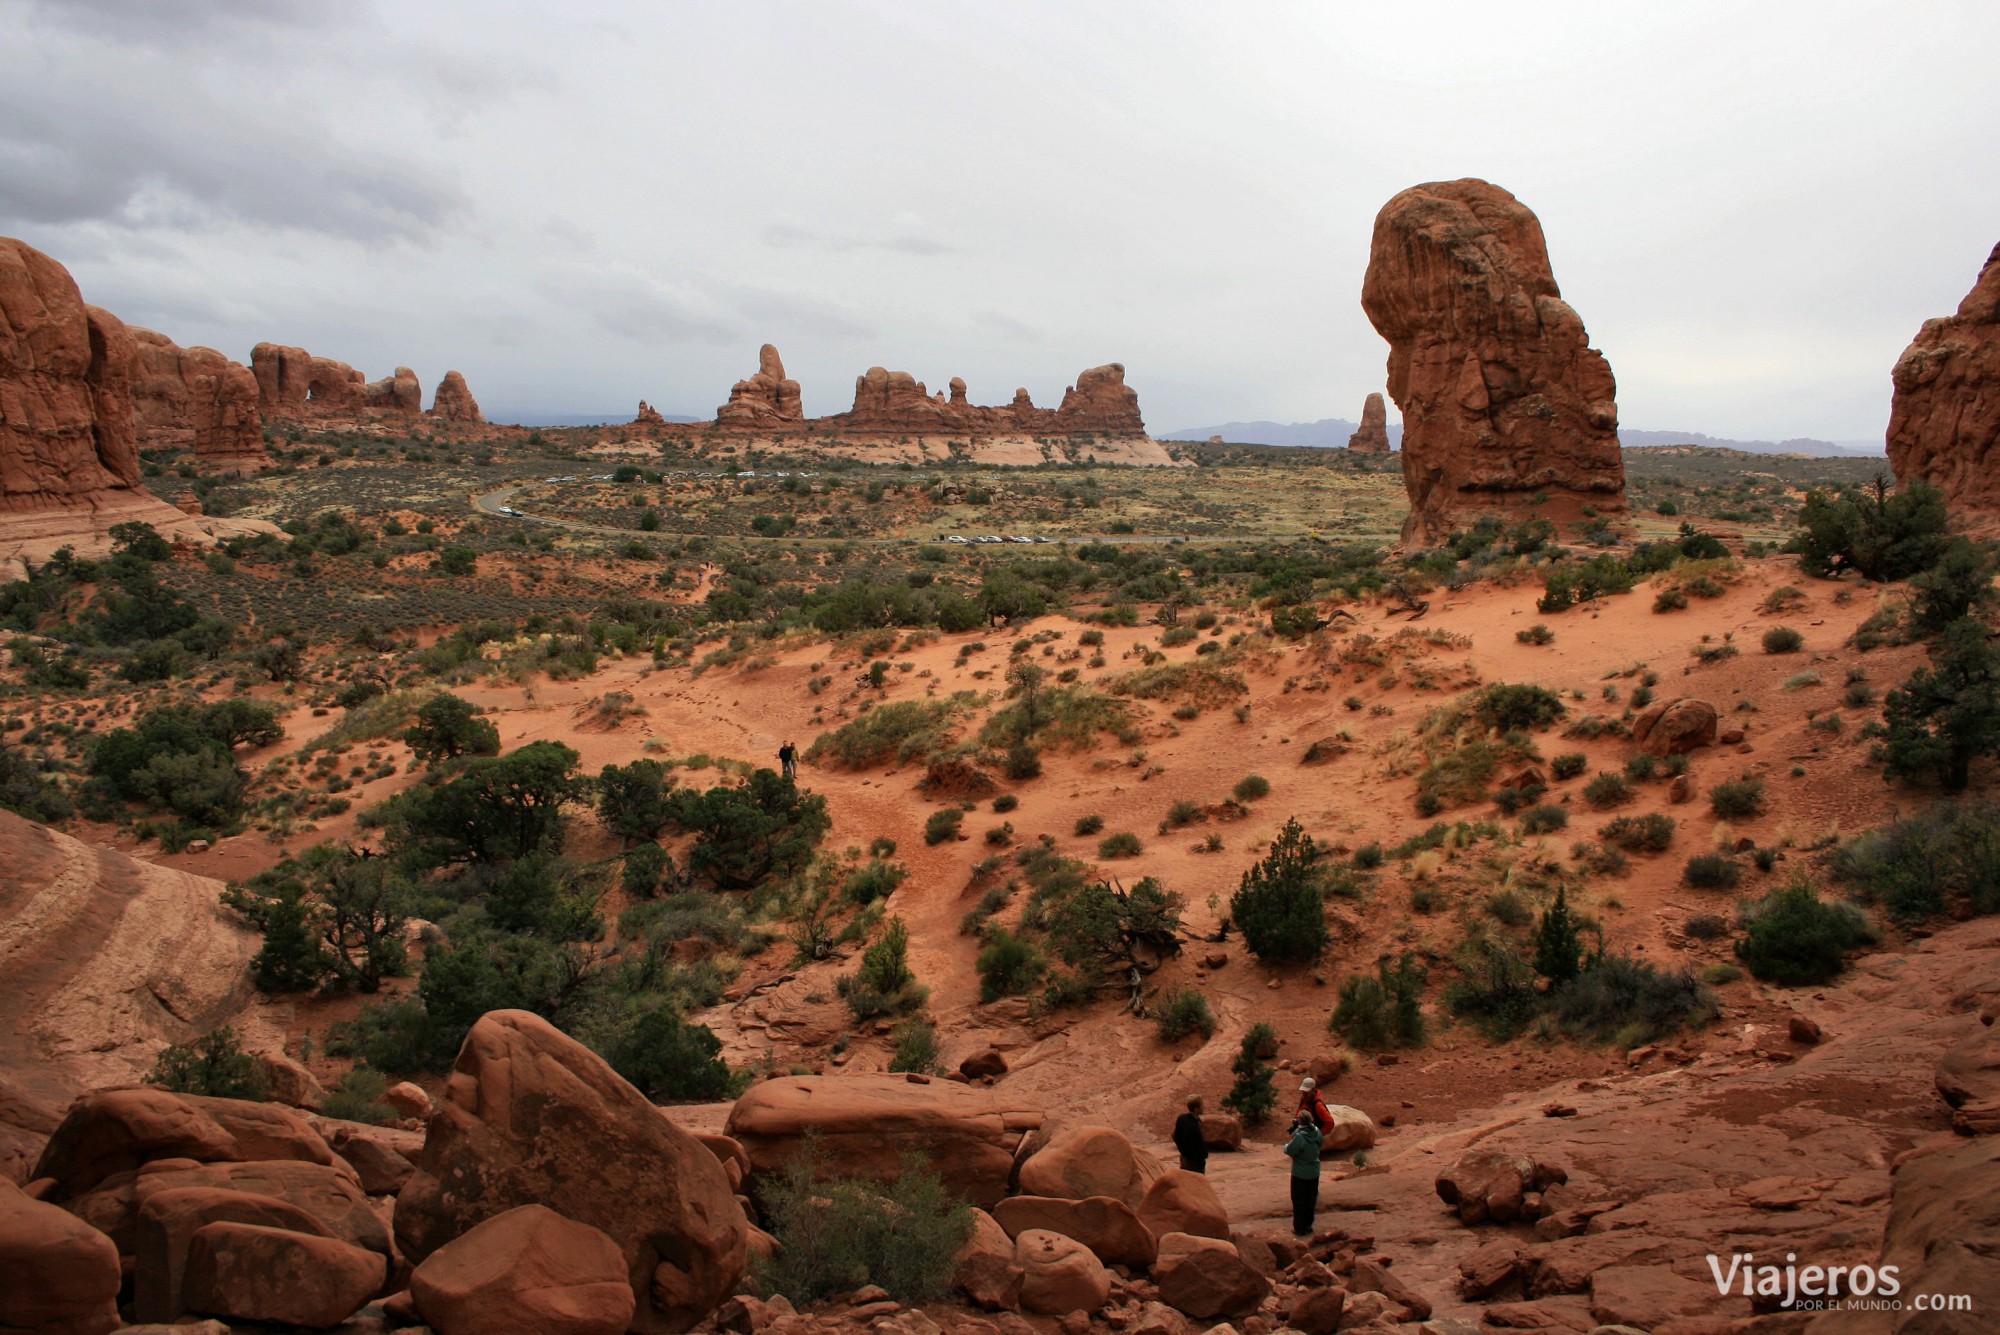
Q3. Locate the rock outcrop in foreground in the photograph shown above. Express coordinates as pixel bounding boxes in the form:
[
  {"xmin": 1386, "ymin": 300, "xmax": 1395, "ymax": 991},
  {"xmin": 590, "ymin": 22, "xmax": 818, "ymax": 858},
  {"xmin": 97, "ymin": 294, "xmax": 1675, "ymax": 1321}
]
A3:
[
  {"xmin": 1887, "ymin": 241, "xmax": 2000, "ymax": 519},
  {"xmin": 128, "ymin": 326, "xmax": 269, "ymax": 474},
  {"xmin": 699, "ymin": 344, "xmax": 1149, "ymax": 438},
  {"xmin": 0, "ymin": 237, "xmax": 271, "ymax": 578},
  {"xmin": 1361, "ymin": 179, "xmax": 1625, "ymax": 545},
  {"xmin": 1347, "ymin": 391, "xmax": 1391, "ymax": 453}
]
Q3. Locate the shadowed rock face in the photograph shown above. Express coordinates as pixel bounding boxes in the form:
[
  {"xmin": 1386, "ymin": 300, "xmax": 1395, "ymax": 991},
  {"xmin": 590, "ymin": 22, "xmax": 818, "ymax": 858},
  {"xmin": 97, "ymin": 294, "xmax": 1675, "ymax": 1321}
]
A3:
[
  {"xmin": 1360, "ymin": 179, "xmax": 1624, "ymax": 545},
  {"xmin": 129, "ymin": 327, "xmax": 269, "ymax": 475},
  {"xmin": 1887, "ymin": 242, "xmax": 2000, "ymax": 519},
  {"xmin": 1348, "ymin": 392, "xmax": 1391, "ymax": 454}
]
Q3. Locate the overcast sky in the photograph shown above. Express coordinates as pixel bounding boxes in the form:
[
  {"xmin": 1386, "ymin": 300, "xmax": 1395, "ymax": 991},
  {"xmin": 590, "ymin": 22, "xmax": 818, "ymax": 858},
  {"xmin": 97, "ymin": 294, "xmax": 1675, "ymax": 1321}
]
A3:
[{"xmin": 3, "ymin": 0, "xmax": 1995, "ymax": 441}]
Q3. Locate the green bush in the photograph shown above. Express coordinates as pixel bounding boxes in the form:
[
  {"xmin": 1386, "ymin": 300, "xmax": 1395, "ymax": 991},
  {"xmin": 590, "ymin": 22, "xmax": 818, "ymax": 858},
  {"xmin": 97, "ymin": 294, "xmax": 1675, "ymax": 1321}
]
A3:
[
  {"xmin": 1600, "ymin": 813, "xmax": 1675, "ymax": 853},
  {"xmin": 1330, "ymin": 953, "xmax": 1426, "ymax": 1050},
  {"xmin": 1233, "ymin": 774, "xmax": 1271, "ymax": 802},
  {"xmin": 1550, "ymin": 753, "xmax": 1588, "ymax": 781},
  {"xmin": 843, "ymin": 858, "xmax": 907, "ymax": 904},
  {"xmin": 753, "ymin": 1147, "xmax": 973, "ymax": 1303},
  {"xmin": 1074, "ymin": 813, "xmax": 1104, "ymax": 836},
  {"xmin": 320, "ymin": 1066, "xmax": 395, "ymax": 1124},
  {"xmin": 1229, "ymin": 818, "xmax": 1328, "ymax": 963},
  {"xmin": 1761, "ymin": 626, "xmax": 1804, "ymax": 654},
  {"xmin": 1874, "ymin": 617, "xmax": 2000, "ymax": 792},
  {"xmin": 975, "ymin": 929, "xmax": 1047, "ymax": 1002},
  {"xmin": 806, "ymin": 699, "xmax": 968, "ymax": 769},
  {"xmin": 1098, "ymin": 832, "xmax": 1143, "ymax": 859},
  {"xmin": 1735, "ymin": 881, "xmax": 1876, "ymax": 985},
  {"xmin": 839, "ymin": 918, "xmax": 927, "ymax": 1020},
  {"xmin": 1831, "ymin": 801, "xmax": 2000, "ymax": 921},
  {"xmin": 924, "ymin": 808, "xmax": 963, "ymax": 845},
  {"xmin": 1484, "ymin": 888, "xmax": 1532, "ymax": 927},
  {"xmin": 404, "ymin": 693, "xmax": 500, "ymax": 766},
  {"xmin": 1222, "ymin": 1024, "xmax": 1278, "ymax": 1124},
  {"xmin": 1473, "ymin": 683, "xmax": 1567, "ymax": 732},
  {"xmin": 1519, "ymin": 803, "xmax": 1569, "ymax": 835},
  {"xmin": 1683, "ymin": 852, "xmax": 1741, "ymax": 889},
  {"xmin": 1445, "ymin": 935, "xmax": 1539, "ymax": 1040},
  {"xmin": 889, "ymin": 1017, "xmax": 941, "ymax": 1075},
  {"xmin": 623, "ymin": 842, "xmax": 671, "ymax": 897},
  {"xmin": 1550, "ymin": 955, "xmax": 1717, "ymax": 1045},
  {"xmin": 1709, "ymin": 777, "xmax": 1765, "ymax": 819},
  {"xmin": 1516, "ymin": 624, "xmax": 1555, "ymax": 645},
  {"xmin": 1583, "ymin": 773, "xmax": 1634, "ymax": 809},
  {"xmin": 1154, "ymin": 987, "xmax": 1216, "ymax": 1042},
  {"xmin": 1795, "ymin": 477, "xmax": 1949, "ymax": 583},
  {"xmin": 147, "ymin": 1026, "xmax": 269, "ymax": 1101}
]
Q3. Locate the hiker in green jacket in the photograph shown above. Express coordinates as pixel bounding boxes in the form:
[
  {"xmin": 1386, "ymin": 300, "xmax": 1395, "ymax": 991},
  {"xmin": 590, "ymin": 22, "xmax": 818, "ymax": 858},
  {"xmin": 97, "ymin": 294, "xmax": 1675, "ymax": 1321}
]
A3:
[{"xmin": 1283, "ymin": 1111, "xmax": 1322, "ymax": 1237}]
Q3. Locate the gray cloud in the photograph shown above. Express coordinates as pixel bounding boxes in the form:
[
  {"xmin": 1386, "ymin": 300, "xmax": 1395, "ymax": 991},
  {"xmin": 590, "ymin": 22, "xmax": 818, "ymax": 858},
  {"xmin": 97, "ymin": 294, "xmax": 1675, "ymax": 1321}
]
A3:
[
  {"xmin": 763, "ymin": 221, "xmax": 955, "ymax": 257},
  {"xmin": 970, "ymin": 310, "xmax": 1042, "ymax": 343}
]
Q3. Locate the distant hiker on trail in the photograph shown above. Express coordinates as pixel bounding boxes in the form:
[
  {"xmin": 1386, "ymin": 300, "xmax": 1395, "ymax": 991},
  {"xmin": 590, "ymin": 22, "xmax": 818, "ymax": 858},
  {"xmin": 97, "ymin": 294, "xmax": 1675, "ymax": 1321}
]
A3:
[
  {"xmin": 1284, "ymin": 1111, "xmax": 1322, "ymax": 1237},
  {"xmin": 778, "ymin": 740, "xmax": 797, "ymax": 779},
  {"xmin": 1172, "ymin": 1095, "xmax": 1208, "ymax": 1173},
  {"xmin": 1297, "ymin": 1076, "xmax": 1334, "ymax": 1135}
]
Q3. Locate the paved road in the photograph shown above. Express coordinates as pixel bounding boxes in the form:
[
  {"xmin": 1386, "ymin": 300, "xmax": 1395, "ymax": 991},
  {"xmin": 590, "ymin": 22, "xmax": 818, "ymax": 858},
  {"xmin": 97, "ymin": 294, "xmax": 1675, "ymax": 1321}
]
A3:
[{"xmin": 471, "ymin": 483, "xmax": 1325, "ymax": 546}]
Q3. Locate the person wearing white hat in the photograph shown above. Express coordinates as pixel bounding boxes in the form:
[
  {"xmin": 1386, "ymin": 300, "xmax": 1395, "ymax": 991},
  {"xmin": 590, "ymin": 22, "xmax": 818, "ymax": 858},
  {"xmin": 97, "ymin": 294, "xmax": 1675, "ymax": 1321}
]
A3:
[{"xmin": 1297, "ymin": 1076, "xmax": 1333, "ymax": 1136}]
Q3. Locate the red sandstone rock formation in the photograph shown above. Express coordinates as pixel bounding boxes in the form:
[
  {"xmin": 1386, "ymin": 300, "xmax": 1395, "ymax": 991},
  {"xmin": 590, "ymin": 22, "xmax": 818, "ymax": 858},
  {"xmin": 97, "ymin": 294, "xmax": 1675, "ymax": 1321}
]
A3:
[
  {"xmin": 634, "ymin": 400, "xmax": 667, "ymax": 427},
  {"xmin": 1887, "ymin": 242, "xmax": 2000, "ymax": 518},
  {"xmin": 427, "ymin": 370, "xmax": 483, "ymax": 423},
  {"xmin": 129, "ymin": 327, "xmax": 268, "ymax": 474},
  {"xmin": 251, "ymin": 342, "xmax": 422, "ymax": 422},
  {"xmin": 1054, "ymin": 362, "xmax": 1145, "ymax": 434},
  {"xmin": 1348, "ymin": 392, "xmax": 1391, "ymax": 454},
  {"xmin": 717, "ymin": 344, "xmax": 804, "ymax": 425},
  {"xmin": 0, "ymin": 237, "xmax": 262, "ymax": 575},
  {"xmin": 1360, "ymin": 179, "xmax": 1625, "ymax": 545}
]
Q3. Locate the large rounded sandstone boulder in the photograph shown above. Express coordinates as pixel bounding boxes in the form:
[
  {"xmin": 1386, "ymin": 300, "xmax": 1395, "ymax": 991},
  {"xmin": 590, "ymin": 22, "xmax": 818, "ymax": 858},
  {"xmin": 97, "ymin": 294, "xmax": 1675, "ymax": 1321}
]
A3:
[
  {"xmin": 1632, "ymin": 699, "xmax": 1718, "ymax": 757},
  {"xmin": 994, "ymin": 1194, "xmax": 1157, "ymax": 1269},
  {"xmin": 183, "ymin": 1220, "xmax": 384, "ymax": 1328},
  {"xmin": 395, "ymin": 1010, "xmax": 746, "ymax": 1335},
  {"xmin": 1153, "ymin": 1232, "xmax": 1271, "ymax": 1320},
  {"xmin": 1137, "ymin": 1168, "xmax": 1230, "ymax": 1242},
  {"xmin": 1435, "ymin": 1148, "xmax": 1568, "ymax": 1225},
  {"xmin": 1014, "ymin": 1228, "xmax": 1112, "ymax": 1315},
  {"xmin": 953, "ymin": 1208, "xmax": 1024, "ymax": 1310},
  {"xmin": 0, "ymin": 1180, "xmax": 122, "ymax": 1335},
  {"xmin": 724, "ymin": 1073, "xmax": 1043, "ymax": 1210},
  {"xmin": 1320, "ymin": 1104, "xmax": 1377, "ymax": 1154},
  {"xmin": 411, "ymin": 1204, "xmax": 635, "ymax": 1335},
  {"xmin": 132, "ymin": 1184, "xmax": 333, "ymax": 1323},
  {"xmin": 32, "ymin": 1088, "xmax": 243, "ymax": 1199},
  {"xmin": 1017, "ymin": 1124, "xmax": 1163, "ymax": 1207}
]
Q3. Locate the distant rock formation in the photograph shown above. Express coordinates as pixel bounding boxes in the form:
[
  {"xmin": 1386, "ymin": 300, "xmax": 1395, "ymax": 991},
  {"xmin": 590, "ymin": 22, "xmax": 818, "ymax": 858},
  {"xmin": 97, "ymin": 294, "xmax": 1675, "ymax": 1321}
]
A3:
[
  {"xmin": 427, "ymin": 370, "xmax": 484, "ymax": 423},
  {"xmin": 717, "ymin": 344, "xmax": 804, "ymax": 426},
  {"xmin": 250, "ymin": 342, "xmax": 422, "ymax": 422},
  {"xmin": 692, "ymin": 347, "xmax": 1148, "ymax": 439},
  {"xmin": 128, "ymin": 327, "xmax": 269, "ymax": 474},
  {"xmin": 1347, "ymin": 392, "xmax": 1391, "ymax": 454},
  {"xmin": 634, "ymin": 400, "xmax": 667, "ymax": 427},
  {"xmin": 1888, "ymin": 242, "xmax": 2000, "ymax": 517},
  {"xmin": 1, "ymin": 236, "xmax": 274, "ymax": 577},
  {"xmin": 1360, "ymin": 179, "xmax": 1625, "ymax": 545}
]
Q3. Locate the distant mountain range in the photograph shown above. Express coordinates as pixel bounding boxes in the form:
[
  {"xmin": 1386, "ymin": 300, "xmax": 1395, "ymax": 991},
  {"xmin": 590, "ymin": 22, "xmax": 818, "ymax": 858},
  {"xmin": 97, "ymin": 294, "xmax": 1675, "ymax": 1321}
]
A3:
[{"xmin": 1160, "ymin": 418, "xmax": 1884, "ymax": 458}]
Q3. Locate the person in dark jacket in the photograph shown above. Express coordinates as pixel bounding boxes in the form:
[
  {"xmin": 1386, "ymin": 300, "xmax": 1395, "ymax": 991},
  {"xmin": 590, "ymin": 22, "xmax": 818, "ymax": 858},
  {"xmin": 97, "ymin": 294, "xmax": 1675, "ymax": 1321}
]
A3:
[
  {"xmin": 1283, "ymin": 1111, "xmax": 1322, "ymax": 1237},
  {"xmin": 1171, "ymin": 1095, "xmax": 1208, "ymax": 1172}
]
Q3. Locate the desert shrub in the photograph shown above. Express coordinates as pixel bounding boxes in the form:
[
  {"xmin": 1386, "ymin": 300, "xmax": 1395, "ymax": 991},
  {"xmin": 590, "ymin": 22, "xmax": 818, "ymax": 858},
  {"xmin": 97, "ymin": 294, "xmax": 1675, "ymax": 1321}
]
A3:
[
  {"xmin": 1473, "ymin": 683, "xmax": 1567, "ymax": 732},
  {"xmin": 1222, "ymin": 1024, "xmax": 1278, "ymax": 1123},
  {"xmin": 1832, "ymin": 801, "xmax": 2000, "ymax": 921},
  {"xmin": 1702, "ymin": 962, "xmax": 1744, "ymax": 984},
  {"xmin": 1685, "ymin": 913, "xmax": 1730, "ymax": 940},
  {"xmin": 1537, "ymin": 555, "xmax": 1635, "ymax": 612},
  {"xmin": 1519, "ymin": 803, "xmax": 1569, "ymax": 835},
  {"xmin": 1233, "ymin": 774, "xmax": 1271, "ymax": 802},
  {"xmin": 1155, "ymin": 987, "xmax": 1216, "ymax": 1042},
  {"xmin": 1735, "ymin": 880, "xmax": 1876, "ymax": 985},
  {"xmin": 1098, "ymin": 832, "xmax": 1142, "ymax": 859},
  {"xmin": 1601, "ymin": 813, "xmax": 1675, "ymax": 853},
  {"xmin": 1551, "ymin": 753, "xmax": 1587, "ymax": 781},
  {"xmin": 1483, "ymin": 888, "xmax": 1532, "ymax": 927},
  {"xmin": 404, "ymin": 693, "xmax": 500, "ymax": 766},
  {"xmin": 1550, "ymin": 955, "xmax": 1717, "ymax": 1045},
  {"xmin": 1583, "ymin": 773, "xmax": 1634, "ymax": 809},
  {"xmin": 839, "ymin": 918, "xmax": 928, "ymax": 1020},
  {"xmin": 598, "ymin": 759, "xmax": 675, "ymax": 842},
  {"xmin": 888, "ymin": 1017, "xmax": 941, "ymax": 1075},
  {"xmin": 1762, "ymin": 626, "xmax": 1805, "ymax": 654},
  {"xmin": 843, "ymin": 858, "xmax": 907, "ymax": 905},
  {"xmin": 1445, "ymin": 934, "xmax": 1539, "ymax": 1040},
  {"xmin": 1073, "ymin": 813, "xmax": 1104, "ymax": 836},
  {"xmin": 1229, "ymin": 818, "xmax": 1328, "ymax": 963},
  {"xmin": 606, "ymin": 1008, "xmax": 736, "ymax": 1101},
  {"xmin": 1516, "ymin": 624, "xmax": 1554, "ymax": 645},
  {"xmin": 1623, "ymin": 753, "xmax": 1657, "ymax": 782},
  {"xmin": 753, "ymin": 1146, "xmax": 972, "ymax": 1304},
  {"xmin": 1909, "ymin": 536, "xmax": 1998, "ymax": 635},
  {"xmin": 1653, "ymin": 588, "xmax": 1689, "ymax": 612},
  {"xmin": 1001, "ymin": 739, "xmax": 1043, "ymax": 781},
  {"xmin": 975, "ymin": 929, "xmax": 1047, "ymax": 1001},
  {"xmin": 623, "ymin": 842, "xmax": 672, "ymax": 897},
  {"xmin": 1874, "ymin": 617, "xmax": 2000, "ymax": 792},
  {"xmin": 1796, "ymin": 477, "xmax": 1950, "ymax": 583},
  {"xmin": 923, "ymin": 808, "xmax": 963, "ymax": 845},
  {"xmin": 1330, "ymin": 952, "xmax": 1426, "ymax": 1050},
  {"xmin": 992, "ymin": 793, "xmax": 1018, "ymax": 813},
  {"xmin": 669, "ymin": 770, "xmax": 830, "ymax": 891},
  {"xmin": 320, "ymin": 1066, "xmax": 395, "ymax": 1124},
  {"xmin": 1683, "ymin": 852, "xmax": 1741, "ymax": 890},
  {"xmin": 0, "ymin": 741, "xmax": 72, "ymax": 823},
  {"xmin": 147, "ymin": 1026, "xmax": 269, "ymax": 1101},
  {"xmin": 806, "ymin": 698, "xmax": 969, "ymax": 769},
  {"xmin": 1164, "ymin": 799, "xmax": 1205, "ymax": 828},
  {"xmin": 1709, "ymin": 777, "xmax": 1765, "ymax": 819}
]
